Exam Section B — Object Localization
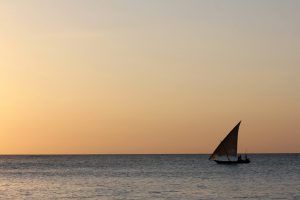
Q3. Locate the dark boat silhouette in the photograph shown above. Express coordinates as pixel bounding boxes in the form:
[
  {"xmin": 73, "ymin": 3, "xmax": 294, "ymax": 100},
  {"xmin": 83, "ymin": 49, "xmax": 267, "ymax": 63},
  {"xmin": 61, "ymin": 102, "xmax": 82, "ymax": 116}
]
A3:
[{"xmin": 209, "ymin": 121, "xmax": 250, "ymax": 164}]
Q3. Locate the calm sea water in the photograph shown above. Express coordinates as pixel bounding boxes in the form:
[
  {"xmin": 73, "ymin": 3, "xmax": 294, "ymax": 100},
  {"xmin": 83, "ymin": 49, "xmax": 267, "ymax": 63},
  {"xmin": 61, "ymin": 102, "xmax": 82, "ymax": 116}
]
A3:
[{"xmin": 0, "ymin": 154, "xmax": 299, "ymax": 200}]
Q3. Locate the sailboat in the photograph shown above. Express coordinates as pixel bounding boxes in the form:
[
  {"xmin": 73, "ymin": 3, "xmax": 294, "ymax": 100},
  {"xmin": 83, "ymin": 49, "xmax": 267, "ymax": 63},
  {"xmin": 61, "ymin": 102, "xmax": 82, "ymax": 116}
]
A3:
[{"xmin": 209, "ymin": 121, "xmax": 250, "ymax": 164}]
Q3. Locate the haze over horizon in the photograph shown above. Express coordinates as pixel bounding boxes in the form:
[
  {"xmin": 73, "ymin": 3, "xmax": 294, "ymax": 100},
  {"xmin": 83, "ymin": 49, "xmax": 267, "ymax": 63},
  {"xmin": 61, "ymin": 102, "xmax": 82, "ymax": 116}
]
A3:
[{"xmin": 0, "ymin": 0, "xmax": 299, "ymax": 154}]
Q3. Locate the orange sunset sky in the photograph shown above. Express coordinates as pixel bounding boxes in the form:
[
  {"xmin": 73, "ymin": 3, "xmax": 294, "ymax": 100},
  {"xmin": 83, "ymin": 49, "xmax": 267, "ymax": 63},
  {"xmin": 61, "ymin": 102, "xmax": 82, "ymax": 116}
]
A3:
[{"xmin": 0, "ymin": 1, "xmax": 299, "ymax": 154}]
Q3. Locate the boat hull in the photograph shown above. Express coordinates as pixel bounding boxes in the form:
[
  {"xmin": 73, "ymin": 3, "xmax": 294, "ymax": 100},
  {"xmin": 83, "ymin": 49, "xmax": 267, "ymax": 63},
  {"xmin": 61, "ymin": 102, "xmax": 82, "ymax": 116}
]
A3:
[{"xmin": 214, "ymin": 159, "xmax": 250, "ymax": 164}]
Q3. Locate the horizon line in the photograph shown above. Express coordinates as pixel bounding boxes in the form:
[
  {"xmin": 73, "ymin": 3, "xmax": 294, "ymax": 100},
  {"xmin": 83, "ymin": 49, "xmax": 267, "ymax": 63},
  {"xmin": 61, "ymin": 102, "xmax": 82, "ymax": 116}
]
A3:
[{"xmin": 0, "ymin": 152, "xmax": 299, "ymax": 156}]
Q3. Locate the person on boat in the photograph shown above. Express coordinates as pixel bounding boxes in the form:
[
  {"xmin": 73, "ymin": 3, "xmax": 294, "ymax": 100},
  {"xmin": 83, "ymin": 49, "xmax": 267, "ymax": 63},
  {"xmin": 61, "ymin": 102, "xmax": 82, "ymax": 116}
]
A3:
[{"xmin": 238, "ymin": 155, "xmax": 242, "ymax": 161}]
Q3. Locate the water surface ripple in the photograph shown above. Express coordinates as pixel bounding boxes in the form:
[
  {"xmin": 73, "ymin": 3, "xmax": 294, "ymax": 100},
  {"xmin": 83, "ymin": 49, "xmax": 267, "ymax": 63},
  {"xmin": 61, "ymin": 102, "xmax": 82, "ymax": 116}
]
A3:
[{"xmin": 0, "ymin": 154, "xmax": 299, "ymax": 199}]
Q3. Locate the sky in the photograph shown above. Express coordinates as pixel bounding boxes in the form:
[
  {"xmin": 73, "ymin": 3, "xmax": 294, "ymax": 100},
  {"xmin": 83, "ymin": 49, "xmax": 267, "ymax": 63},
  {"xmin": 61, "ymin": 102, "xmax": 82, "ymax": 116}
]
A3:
[{"xmin": 0, "ymin": 0, "xmax": 299, "ymax": 154}]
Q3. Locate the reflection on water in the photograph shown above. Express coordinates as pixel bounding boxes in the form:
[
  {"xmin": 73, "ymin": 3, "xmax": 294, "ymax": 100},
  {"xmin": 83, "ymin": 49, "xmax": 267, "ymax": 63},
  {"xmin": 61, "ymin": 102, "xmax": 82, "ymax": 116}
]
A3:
[{"xmin": 0, "ymin": 154, "xmax": 299, "ymax": 199}]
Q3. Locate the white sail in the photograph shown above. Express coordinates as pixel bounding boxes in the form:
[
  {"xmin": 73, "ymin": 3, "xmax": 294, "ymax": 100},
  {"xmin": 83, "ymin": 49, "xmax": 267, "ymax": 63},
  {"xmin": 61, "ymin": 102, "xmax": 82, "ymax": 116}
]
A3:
[{"xmin": 209, "ymin": 121, "xmax": 241, "ymax": 160}]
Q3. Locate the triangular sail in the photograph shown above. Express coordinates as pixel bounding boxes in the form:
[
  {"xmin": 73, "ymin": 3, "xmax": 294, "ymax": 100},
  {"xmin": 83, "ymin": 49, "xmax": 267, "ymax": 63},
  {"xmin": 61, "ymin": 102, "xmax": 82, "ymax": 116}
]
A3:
[{"xmin": 209, "ymin": 121, "xmax": 241, "ymax": 160}]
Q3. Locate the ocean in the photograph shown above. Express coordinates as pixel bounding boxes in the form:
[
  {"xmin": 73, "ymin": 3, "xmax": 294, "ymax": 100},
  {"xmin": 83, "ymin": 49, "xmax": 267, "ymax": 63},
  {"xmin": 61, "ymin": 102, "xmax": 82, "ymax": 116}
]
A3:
[{"xmin": 0, "ymin": 154, "xmax": 299, "ymax": 199}]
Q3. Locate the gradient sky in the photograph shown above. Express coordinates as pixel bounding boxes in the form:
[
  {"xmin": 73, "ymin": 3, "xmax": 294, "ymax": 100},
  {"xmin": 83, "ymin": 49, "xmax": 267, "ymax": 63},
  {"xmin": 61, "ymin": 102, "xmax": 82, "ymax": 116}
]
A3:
[{"xmin": 0, "ymin": 0, "xmax": 299, "ymax": 154}]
